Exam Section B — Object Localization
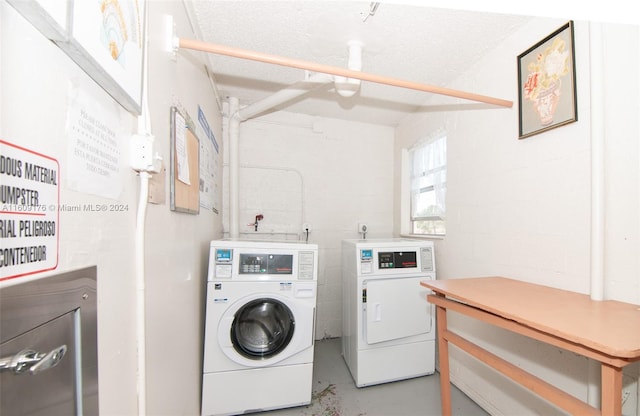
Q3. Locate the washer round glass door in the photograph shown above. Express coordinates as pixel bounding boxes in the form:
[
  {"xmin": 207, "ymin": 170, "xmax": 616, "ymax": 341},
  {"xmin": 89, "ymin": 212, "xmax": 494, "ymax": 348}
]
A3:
[{"xmin": 231, "ymin": 298, "xmax": 295, "ymax": 359}]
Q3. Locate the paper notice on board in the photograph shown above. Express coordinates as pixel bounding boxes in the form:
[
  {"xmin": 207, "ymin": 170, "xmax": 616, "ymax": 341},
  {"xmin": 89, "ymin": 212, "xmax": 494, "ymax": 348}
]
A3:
[{"xmin": 174, "ymin": 111, "xmax": 190, "ymax": 185}]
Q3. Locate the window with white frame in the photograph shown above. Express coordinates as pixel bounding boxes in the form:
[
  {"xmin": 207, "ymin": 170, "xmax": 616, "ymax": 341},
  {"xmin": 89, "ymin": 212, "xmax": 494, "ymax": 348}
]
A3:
[{"xmin": 409, "ymin": 134, "xmax": 447, "ymax": 235}]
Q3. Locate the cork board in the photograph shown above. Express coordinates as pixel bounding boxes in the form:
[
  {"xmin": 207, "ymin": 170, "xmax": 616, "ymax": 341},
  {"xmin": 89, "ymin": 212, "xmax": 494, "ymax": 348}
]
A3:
[{"xmin": 170, "ymin": 107, "xmax": 200, "ymax": 214}]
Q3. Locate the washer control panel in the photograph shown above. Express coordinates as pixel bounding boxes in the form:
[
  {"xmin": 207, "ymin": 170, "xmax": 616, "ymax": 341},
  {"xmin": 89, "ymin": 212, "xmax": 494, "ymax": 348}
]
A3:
[
  {"xmin": 213, "ymin": 249, "xmax": 233, "ymax": 278},
  {"xmin": 239, "ymin": 254, "xmax": 293, "ymax": 275},
  {"xmin": 209, "ymin": 243, "xmax": 318, "ymax": 281}
]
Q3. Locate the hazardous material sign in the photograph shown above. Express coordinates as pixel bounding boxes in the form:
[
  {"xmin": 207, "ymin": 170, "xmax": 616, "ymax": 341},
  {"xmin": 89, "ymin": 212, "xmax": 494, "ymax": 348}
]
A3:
[{"xmin": 0, "ymin": 140, "xmax": 59, "ymax": 281}]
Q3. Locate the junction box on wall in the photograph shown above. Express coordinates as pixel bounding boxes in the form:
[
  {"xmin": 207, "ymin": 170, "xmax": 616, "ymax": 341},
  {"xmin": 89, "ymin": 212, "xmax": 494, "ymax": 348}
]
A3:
[{"xmin": 130, "ymin": 134, "xmax": 162, "ymax": 173}]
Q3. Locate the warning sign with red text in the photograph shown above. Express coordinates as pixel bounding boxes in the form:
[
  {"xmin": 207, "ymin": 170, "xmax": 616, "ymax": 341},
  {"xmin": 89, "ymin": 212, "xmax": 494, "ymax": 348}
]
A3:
[{"xmin": 1, "ymin": 140, "xmax": 59, "ymax": 281}]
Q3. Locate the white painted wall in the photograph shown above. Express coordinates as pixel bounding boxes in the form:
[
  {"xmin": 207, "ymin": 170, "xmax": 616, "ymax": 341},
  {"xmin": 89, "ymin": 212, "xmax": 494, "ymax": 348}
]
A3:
[
  {"xmin": 4, "ymin": 2, "xmax": 638, "ymax": 414},
  {"xmin": 394, "ymin": 17, "xmax": 640, "ymax": 415},
  {"xmin": 602, "ymin": 23, "xmax": 640, "ymax": 304},
  {"xmin": 1, "ymin": 1, "xmax": 223, "ymax": 415},
  {"xmin": 224, "ymin": 111, "xmax": 394, "ymax": 338}
]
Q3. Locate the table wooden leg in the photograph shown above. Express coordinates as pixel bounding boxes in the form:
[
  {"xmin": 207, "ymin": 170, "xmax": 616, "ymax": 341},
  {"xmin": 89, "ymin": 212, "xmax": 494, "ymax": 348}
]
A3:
[
  {"xmin": 601, "ymin": 363, "xmax": 622, "ymax": 416},
  {"xmin": 436, "ymin": 303, "xmax": 452, "ymax": 416}
]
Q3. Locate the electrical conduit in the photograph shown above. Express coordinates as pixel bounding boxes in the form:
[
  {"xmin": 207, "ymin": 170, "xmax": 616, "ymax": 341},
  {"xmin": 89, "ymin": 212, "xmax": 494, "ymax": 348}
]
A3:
[
  {"xmin": 135, "ymin": 6, "xmax": 152, "ymax": 415},
  {"xmin": 135, "ymin": 171, "xmax": 149, "ymax": 416}
]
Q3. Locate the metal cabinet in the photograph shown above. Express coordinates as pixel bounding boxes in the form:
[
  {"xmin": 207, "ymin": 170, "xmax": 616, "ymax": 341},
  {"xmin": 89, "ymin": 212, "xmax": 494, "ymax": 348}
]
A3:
[{"xmin": 1, "ymin": 267, "xmax": 98, "ymax": 416}]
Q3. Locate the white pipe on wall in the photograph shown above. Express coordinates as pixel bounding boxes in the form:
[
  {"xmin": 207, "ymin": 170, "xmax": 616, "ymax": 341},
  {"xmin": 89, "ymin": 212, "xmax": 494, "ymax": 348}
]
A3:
[
  {"xmin": 590, "ymin": 22, "xmax": 605, "ymax": 302},
  {"xmin": 636, "ymin": 26, "xmax": 640, "ymax": 305},
  {"xmin": 334, "ymin": 41, "xmax": 362, "ymax": 98},
  {"xmin": 135, "ymin": 171, "xmax": 150, "ymax": 415},
  {"xmin": 135, "ymin": 7, "xmax": 152, "ymax": 414},
  {"xmin": 229, "ymin": 97, "xmax": 240, "ymax": 239},
  {"xmin": 228, "ymin": 73, "xmax": 333, "ymax": 238},
  {"xmin": 588, "ymin": 21, "xmax": 606, "ymax": 409},
  {"xmin": 236, "ymin": 72, "xmax": 333, "ymax": 121},
  {"xmin": 636, "ymin": 27, "xmax": 640, "ymax": 416}
]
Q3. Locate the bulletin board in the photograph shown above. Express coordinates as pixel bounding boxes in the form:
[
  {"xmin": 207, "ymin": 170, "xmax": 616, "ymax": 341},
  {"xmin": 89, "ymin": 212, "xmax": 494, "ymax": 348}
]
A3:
[{"xmin": 170, "ymin": 107, "xmax": 200, "ymax": 214}]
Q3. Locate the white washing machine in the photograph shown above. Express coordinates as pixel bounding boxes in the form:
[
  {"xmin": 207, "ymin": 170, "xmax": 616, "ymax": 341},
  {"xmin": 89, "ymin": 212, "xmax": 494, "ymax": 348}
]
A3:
[
  {"xmin": 342, "ymin": 238, "xmax": 436, "ymax": 387},
  {"xmin": 201, "ymin": 240, "xmax": 318, "ymax": 416}
]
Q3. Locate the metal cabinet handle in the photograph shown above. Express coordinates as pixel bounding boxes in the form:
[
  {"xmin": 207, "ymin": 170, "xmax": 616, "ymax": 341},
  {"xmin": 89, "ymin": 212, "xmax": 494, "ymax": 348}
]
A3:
[{"xmin": 0, "ymin": 345, "xmax": 67, "ymax": 375}]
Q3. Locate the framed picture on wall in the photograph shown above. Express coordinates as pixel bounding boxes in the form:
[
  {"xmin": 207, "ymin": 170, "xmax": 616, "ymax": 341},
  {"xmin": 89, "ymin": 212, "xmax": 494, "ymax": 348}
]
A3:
[
  {"xmin": 70, "ymin": 0, "xmax": 145, "ymax": 114},
  {"xmin": 6, "ymin": 0, "xmax": 145, "ymax": 114},
  {"xmin": 517, "ymin": 21, "xmax": 577, "ymax": 139}
]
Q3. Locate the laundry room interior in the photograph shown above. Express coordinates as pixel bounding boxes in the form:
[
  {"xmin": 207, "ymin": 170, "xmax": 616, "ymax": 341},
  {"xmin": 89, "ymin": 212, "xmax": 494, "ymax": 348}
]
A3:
[{"xmin": 1, "ymin": 1, "xmax": 640, "ymax": 416}]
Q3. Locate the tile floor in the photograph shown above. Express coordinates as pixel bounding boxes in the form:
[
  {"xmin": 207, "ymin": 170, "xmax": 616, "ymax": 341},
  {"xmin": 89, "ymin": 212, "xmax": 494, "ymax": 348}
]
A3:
[{"xmin": 262, "ymin": 338, "xmax": 489, "ymax": 416}]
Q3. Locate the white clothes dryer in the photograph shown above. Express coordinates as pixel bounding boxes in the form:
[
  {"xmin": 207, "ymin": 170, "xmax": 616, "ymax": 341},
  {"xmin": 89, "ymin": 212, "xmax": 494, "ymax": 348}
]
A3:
[
  {"xmin": 201, "ymin": 240, "xmax": 318, "ymax": 416},
  {"xmin": 342, "ymin": 238, "xmax": 436, "ymax": 387}
]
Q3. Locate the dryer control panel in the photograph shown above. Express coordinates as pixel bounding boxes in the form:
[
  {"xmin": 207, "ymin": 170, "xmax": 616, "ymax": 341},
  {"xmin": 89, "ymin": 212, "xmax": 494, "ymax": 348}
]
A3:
[
  {"xmin": 420, "ymin": 246, "xmax": 434, "ymax": 272},
  {"xmin": 353, "ymin": 241, "xmax": 435, "ymax": 275},
  {"xmin": 378, "ymin": 251, "xmax": 417, "ymax": 269}
]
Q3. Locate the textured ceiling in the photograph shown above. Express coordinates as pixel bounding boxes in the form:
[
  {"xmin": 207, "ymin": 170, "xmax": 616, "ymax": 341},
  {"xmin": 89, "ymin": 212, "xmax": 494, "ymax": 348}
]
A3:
[{"xmin": 183, "ymin": 1, "xmax": 533, "ymax": 126}]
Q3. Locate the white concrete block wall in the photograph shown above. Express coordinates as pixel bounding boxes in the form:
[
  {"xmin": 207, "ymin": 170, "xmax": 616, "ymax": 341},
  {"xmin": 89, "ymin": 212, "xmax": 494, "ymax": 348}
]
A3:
[
  {"xmin": 230, "ymin": 111, "xmax": 394, "ymax": 338},
  {"xmin": 238, "ymin": 166, "xmax": 303, "ymax": 239},
  {"xmin": 4, "ymin": 2, "xmax": 638, "ymax": 414},
  {"xmin": 394, "ymin": 17, "xmax": 640, "ymax": 416}
]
